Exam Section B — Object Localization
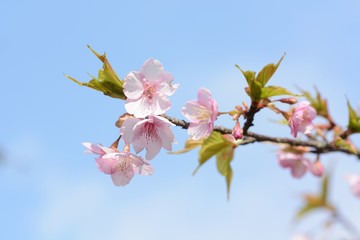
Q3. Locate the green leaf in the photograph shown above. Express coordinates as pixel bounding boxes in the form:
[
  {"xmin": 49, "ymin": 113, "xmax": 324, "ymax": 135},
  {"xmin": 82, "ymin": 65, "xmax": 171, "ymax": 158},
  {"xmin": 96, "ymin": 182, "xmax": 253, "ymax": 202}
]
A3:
[
  {"xmin": 216, "ymin": 145, "xmax": 234, "ymax": 198},
  {"xmin": 256, "ymin": 53, "xmax": 285, "ymax": 87},
  {"xmin": 260, "ymin": 85, "xmax": 300, "ymax": 99},
  {"xmin": 66, "ymin": 45, "xmax": 126, "ymax": 100},
  {"xmin": 249, "ymin": 79, "xmax": 263, "ymax": 101},
  {"xmin": 335, "ymin": 138, "xmax": 357, "ymax": 154},
  {"xmin": 347, "ymin": 100, "xmax": 360, "ymax": 133},
  {"xmin": 235, "ymin": 64, "xmax": 256, "ymax": 87},
  {"xmin": 296, "ymin": 174, "xmax": 336, "ymax": 220},
  {"xmin": 169, "ymin": 138, "xmax": 204, "ymax": 154},
  {"xmin": 197, "ymin": 132, "xmax": 228, "ymax": 169}
]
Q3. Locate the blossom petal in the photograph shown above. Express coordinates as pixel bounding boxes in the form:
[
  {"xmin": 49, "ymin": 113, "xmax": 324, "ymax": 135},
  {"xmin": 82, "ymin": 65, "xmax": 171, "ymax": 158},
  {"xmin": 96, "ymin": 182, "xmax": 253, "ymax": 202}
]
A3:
[
  {"xmin": 134, "ymin": 164, "xmax": 154, "ymax": 176},
  {"xmin": 157, "ymin": 123, "xmax": 175, "ymax": 151},
  {"xmin": 197, "ymin": 88, "xmax": 213, "ymax": 108},
  {"xmin": 96, "ymin": 153, "xmax": 118, "ymax": 174},
  {"xmin": 111, "ymin": 167, "xmax": 134, "ymax": 186},
  {"xmin": 181, "ymin": 101, "xmax": 209, "ymax": 123},
  {"xmin": 291, "ymin": 160, "xmax": 308, "ymax": 178},
  {"xmin": 188, "ymin": 122, "xmax": 212, "ymax": 140},
  {"xmin": 140, "ymin": 59, "xmax": 165, "ymax": 82},
  {"xmin": 145, "ymin": 136, "xmax": 162, "ymax": 160},
  {"xmin": 82, "ymin": 142, "xmax": 106, "ymax": 155},
  {"xmin": 124, "ymin": 72, "xmax": 144, "ymax": 99},
  {"xmin": 121, "ymin": 118, "xmax": 141, "ymax": 144}
]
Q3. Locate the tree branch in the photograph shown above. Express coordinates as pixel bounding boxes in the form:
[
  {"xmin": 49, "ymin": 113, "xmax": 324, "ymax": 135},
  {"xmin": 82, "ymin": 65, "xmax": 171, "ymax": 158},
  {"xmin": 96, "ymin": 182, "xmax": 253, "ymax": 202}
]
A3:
[{"xmin": 161, "ymin": 114, "xmax": 360, "ymax": 159}]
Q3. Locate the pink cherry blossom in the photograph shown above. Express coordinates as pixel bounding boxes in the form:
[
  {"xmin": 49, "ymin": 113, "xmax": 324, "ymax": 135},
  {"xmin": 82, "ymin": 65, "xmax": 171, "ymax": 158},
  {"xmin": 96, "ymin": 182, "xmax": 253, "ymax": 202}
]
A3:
[
  {"xmin": 121, "ymin": 115, "xmax": 176, "ymax": 160},
  {"xmin": 181, "ymin": 88, "xmax": 218, "ymax": 140},
  {"xmin": 277, "ymin": 150, "xmax": 310, "ymax": 178},
  {"xmin": 82, "ymin": 142, "xmax": 117, "ymax": 174},
  {"xmin": 289, "ymin": 101, "xmax": 317, "ymax": 138},
  {"xmin": 82, "ymin": 142, "xmax": 153, "ymax": 186},
  {"xmin": 345, "ymin": 174, "xmax": 360, "ymax": 198},
  {"xmin": 123, "ymin": 58, "xmax": 179, "ymax": 118}
]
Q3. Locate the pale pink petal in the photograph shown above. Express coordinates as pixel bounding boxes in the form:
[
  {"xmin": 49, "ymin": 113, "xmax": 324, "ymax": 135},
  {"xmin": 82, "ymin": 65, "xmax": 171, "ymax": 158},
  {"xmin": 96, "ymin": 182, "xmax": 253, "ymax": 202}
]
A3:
[
  {"xmin": 111, "ymin": 167, "xmax": 134, "ymax": 186},
  {"xmin": 121, "ymin": 118, "xmax": 141, "ymax": 144},
  {"xmin": 82, "ymin": 142, "xmax": 106, "ymax": 155},
  {"xmin": 128, "ymin": 154, "xmax": 146, "ymax": 167},
  {"xmin": 96, "ymin": 153, "xmax": 118, "ymax": 174},
  {"xmin": 140, "ymin": 58, "xmax": 164, "ymax": 82},
  {"xmin": 124, "ymin": 97, "xmax": 150, "ymax": 118},
  {"xmin": 151, "ymin": 95, "xmax": 171, "ymax": 115},
  {"xmin": 145, "ymin": 136, "xmax": 162, "ymax": 160},
  {"xmin": 134, "ymin": 164, "xmax": 154, "ymax": 176},
  {"xmin": 197, "ymin": 88, "xmax": 213, "ymax": 108},
  {"xmin": 188, "ymin": 122, "xmax": 212, "ymax": 140},
  {"xmin": 124, "ymin": 72, "xmax": 144, "ymax": 99},
  {"xmin": 157, "ymin": 123, "xmax": 175, "ymax": 151},
  {"xmin": 291, "ymin": 161, "xmax": 308, "ymax": 178},
  {"xmin": 181, "ymin": 101, "xmax": 210, "ymax": 123}
]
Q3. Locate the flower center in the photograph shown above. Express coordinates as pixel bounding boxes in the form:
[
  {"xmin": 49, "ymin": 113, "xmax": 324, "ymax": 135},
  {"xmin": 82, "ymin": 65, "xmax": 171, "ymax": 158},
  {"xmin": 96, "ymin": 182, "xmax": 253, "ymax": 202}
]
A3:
[
  {"xmin": 197, "ymin": 106, "xmax": 211, "ymax": 122},
  {"xmin": 117, "ymin": 157, "xmax": 131, "ymax": 172},
  {"xmin": 143, "ymin": 82, "xmax": 157, "ymax": 100}
]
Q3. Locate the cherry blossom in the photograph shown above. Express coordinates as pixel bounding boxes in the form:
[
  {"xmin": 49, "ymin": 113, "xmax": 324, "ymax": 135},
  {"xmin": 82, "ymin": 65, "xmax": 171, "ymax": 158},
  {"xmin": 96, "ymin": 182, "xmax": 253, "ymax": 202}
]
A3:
[
  {"xmin": 121, "ymin": 115, "xmax": 176, "ymax": 160},
  {"xmin": 345, "ymin": 174, "xmax": 360, "ymax": 198},
  {"xmin": 277, "ymin": 149, "xmax": 310, "ymax": 178},
  {"xmin": 123, "ymin": 58, "xmax": 179, "ymax": 118},
  {"xmin": 82, "ymin": 142, "xmax": 153, "ymax": 186},
  {"xmin": 82, "ymin": 142, "xmax": 117, "ymax": 174},
  {"xmin": 181, "ymin": 88, "xmax": 218, "ymax": 140},
  {"xmin": 289, "ymin": 101, "xmax": 317, "ymax": 138}
]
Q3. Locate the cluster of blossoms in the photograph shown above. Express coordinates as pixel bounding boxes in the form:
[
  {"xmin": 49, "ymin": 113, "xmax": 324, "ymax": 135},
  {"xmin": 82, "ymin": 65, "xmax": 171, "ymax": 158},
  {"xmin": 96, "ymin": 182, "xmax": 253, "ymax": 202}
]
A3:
[
  {"xmin": 81, "ymin": 57, "xmax": 359, "ymax": 199},
  {"xmin": 83, "ymin": 59, "xmax": 222, "ymax": 186},
  {"xmin": 84, "ymin": 59, "xmax": 178, "ymax": 185},
  {"xmin": 277, "ymin": 147, "xmax": 323, "ymax": 178}
]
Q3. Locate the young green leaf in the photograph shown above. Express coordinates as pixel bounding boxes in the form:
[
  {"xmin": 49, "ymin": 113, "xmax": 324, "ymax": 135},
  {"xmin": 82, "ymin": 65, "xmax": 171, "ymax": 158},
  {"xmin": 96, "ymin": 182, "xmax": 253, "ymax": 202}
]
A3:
[
  {"xmin": 169, "ymin": 138, "xmax": 204, "ymax": 154},
  {"xmin": 235, "ymin": 64, "xmax": 256, "ymax": 87},
  {"xmin": 335, "ymin": 138, "xmax": 357, "ymax": 154},
  {"xmin": 66, "ymin": 45, "xmax": 126, "ymax": 100},
  {"xmin": 216, "ymin": 145, "xmax": 234, "ymax": 198},
  {"xmin": 197, "ymin": 132, "xmax": 229, "ymax": 168},
  {"xmin": 260, "ymin": 85, "xmax": 300, "ymax": 99},
  {"xmin": 249, "ymin": 79, "xmax": 263, "ymax": 101},
  {"xmin": 347, "ymin": 100, "xmax": 360, "ymax": 133},
  {"xmin": 256, "ymin": 53, "xmax": 285, "ymax": 87}
]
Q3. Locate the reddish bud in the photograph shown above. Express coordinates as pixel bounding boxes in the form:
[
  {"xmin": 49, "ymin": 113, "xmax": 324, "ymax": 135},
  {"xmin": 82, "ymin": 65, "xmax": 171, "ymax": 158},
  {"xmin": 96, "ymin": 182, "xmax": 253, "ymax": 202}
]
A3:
[
  {"xmin": 279, "ymin": 97, "xmax": 298, "ymax": 105},
  {"xmin": 232, "ymin": 121, "xmax": 243, "ymax": 140}
]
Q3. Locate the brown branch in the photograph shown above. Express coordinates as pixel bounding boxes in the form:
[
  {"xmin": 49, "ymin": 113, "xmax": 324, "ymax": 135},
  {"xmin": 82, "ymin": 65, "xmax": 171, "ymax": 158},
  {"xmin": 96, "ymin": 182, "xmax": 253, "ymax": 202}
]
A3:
[
  {"xmin": 161, "ymin": 114, "xmax": 360, "ymax": 159},
  {"xmin": 242, "ymin": 101, "xmax": 260, "ymax": 134}
]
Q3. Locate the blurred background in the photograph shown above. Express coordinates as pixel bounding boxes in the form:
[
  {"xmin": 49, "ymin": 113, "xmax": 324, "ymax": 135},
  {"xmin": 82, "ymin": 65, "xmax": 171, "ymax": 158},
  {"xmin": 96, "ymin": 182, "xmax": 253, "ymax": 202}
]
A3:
[{"xmin": 1, "ymin": 0, "xmax": 360, "ymax": 239}]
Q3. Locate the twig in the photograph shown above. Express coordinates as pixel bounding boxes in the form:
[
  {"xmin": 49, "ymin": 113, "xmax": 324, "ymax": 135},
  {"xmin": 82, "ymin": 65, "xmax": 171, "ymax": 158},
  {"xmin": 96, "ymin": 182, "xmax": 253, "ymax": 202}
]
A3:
[{"xmin": 161, "ymin": 114, "xmax": 360, "ymax": 159}]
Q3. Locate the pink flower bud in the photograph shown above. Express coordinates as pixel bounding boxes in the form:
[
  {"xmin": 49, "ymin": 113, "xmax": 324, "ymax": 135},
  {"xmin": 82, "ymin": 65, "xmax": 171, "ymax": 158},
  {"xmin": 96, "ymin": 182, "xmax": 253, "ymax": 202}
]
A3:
[
  {"xmin": 309, "ymin": 160, "xmax": 324, "ymax": 177},
  {"xmin": 279, "ymin": 97, "xmax": 297, "ymax": 105},
  {"xmin": 232, "ymin": 121, "xmax": 243, "ymax": 140}
]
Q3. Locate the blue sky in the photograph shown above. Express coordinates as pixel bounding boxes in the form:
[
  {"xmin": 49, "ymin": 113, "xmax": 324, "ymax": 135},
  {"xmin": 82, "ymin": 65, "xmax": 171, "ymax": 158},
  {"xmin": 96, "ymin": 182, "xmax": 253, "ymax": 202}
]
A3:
[{"xmin": 1, "ymin": 0, "xmax": 360, "ymax": 239}]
